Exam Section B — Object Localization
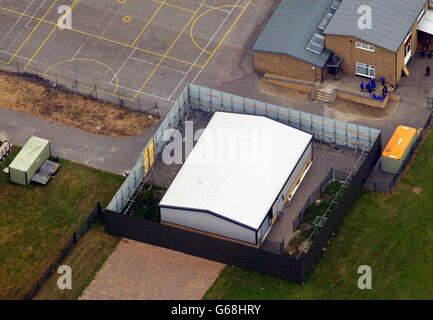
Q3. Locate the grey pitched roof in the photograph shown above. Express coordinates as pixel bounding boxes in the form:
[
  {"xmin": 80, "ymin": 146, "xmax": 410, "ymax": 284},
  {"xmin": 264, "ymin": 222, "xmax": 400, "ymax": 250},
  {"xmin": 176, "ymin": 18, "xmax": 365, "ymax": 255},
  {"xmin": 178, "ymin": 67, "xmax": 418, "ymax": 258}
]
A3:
[
  {"xmin": 324, "ymin": 0, "xmax": 427, "ymax": 52},
  {"xmin": 252, "ymin": 0, "xmax": 334, "ymax": 68}
]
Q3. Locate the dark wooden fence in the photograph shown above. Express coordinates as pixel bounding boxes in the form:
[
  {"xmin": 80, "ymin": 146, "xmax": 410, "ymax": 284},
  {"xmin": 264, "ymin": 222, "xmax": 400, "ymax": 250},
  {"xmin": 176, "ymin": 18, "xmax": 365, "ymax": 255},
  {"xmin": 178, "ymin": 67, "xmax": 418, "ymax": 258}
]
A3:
[{"xmin": 104, "ymin": 211, "xmax": 305, "ymax": 283}]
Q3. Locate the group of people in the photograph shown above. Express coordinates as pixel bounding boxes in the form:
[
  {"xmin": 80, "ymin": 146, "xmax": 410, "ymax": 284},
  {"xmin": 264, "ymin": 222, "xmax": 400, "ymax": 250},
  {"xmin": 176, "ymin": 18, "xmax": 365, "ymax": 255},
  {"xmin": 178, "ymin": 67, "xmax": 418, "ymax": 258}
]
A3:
[{"xmin": 360, "ymin": 78, "xmax": 388, "ymax": 99}]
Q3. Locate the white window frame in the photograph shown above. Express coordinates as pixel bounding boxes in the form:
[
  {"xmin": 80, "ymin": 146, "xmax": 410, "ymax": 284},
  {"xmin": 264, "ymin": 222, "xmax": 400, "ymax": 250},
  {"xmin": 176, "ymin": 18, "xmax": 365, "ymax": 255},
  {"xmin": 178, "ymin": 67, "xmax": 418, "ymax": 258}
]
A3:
[
  {"xmin": 404, "ymin": 32, "xmax": 412, "ymax": 65},
  {"xmin": 355, "ymin": 41, "xmax": 375, "ymax": 52},
  {"xmin": 356, "ymin": 62, "xmax": 375, "ymax": 78}
]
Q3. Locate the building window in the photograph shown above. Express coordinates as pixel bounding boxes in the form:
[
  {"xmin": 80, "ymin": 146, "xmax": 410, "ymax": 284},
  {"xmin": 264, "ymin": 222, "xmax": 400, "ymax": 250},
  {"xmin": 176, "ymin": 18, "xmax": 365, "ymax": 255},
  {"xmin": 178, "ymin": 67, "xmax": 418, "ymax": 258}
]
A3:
[
  {"xmin": 356, "ymin": 62, "xmax": 375, "ymax": 78},
  {"xmin": 355, "ymin": 41, "xmax": 375, "ymax": 52}
]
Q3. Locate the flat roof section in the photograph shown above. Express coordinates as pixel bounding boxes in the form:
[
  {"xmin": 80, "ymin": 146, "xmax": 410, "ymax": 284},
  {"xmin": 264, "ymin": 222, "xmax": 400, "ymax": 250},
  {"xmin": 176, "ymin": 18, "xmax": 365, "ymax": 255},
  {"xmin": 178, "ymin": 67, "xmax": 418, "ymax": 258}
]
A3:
[
  {"xmin": 252, "ymin": 0, "xmax": 333, "ymax": 68},
  {"xmin": 382, "ymin": 126, "xmax": 417, "ymax": 160},
  {"xmin": 159, "ymin": 112, "xmax": 313, "ymax": 230}
]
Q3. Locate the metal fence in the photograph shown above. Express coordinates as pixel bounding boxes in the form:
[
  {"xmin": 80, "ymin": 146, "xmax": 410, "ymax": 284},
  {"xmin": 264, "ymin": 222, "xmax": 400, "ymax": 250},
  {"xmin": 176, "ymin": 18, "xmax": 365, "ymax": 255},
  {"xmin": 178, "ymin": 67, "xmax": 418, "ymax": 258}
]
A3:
[
  {"xmin": 300, "ymin": 134, "xmax": 382, "ymax": 278},
  {"xmin": 106, "ymin": 85, "xmax": 189, "ymax": 213},
  {"xmin": 188, "ymin": 84, "xmax": 380, "ymax": 151},
  {"xmin": 106, "ymin": 84, "xmax": 381, "ymax": 214},
  {"xmin": 23, "ymin": 203, "xmax": 103, "ymax": 300},
  {"xmin": 0, "ymin": 62, "xmax": 159, "ymax": 114},
  {"xmin": 292, "ymin": 168, "xmax": 349, "ymax": 232}
]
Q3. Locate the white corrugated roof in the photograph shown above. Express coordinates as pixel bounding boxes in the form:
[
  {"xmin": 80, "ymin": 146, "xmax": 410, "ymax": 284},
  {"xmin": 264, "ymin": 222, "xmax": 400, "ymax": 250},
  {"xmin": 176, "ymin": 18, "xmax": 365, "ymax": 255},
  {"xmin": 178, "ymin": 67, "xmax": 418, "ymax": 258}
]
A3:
[
  {"xmin": 159, "ymin": 112, "xmax": 312, "ymax": 230},
  {"xmin": 418, "ymin": 9, "xmax": 433, "ymax": 35}
]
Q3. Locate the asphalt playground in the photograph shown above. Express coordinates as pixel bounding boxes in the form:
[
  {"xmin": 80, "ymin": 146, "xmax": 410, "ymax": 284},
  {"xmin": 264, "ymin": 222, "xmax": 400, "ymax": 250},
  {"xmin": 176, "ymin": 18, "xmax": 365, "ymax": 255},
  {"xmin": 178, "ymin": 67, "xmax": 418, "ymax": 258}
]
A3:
[{"xmin": 0, "ymin": 0, "xmax": 251, "ymax": 107}]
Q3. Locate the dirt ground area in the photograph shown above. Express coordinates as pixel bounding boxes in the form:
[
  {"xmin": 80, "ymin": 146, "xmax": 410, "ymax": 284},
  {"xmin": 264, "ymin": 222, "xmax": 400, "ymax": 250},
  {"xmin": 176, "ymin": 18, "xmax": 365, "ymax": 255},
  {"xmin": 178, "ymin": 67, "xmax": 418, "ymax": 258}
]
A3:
[
  {"xmin": 260, "ymin": 79, "xmax": 311, "ymax": 102},
  {"xmin": 333, "ymin": 98, "xmax": 399, "ymax": 119},
  {"xmin": 0, "ymin": 71, "xmax": 156, "ymax": 137},
  {"xmin": 79, "ymin": 239, "xmax": 225, "ymax": 300}
]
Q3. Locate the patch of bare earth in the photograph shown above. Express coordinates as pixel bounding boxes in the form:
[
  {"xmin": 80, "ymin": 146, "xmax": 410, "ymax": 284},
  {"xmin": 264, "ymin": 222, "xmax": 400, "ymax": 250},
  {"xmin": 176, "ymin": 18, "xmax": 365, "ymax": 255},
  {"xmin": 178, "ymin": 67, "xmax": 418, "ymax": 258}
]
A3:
[
  {"xmin": 412, "ymin": 186, "xmax": 422, "ymax": 194},
  {"xmin": 260, "ymin": 79, "xmax": 311, "ymax": 102},
  {"xmin": 0, "ymin": 71, "xmax": 157, "ymax": 137},
  {"xmin": 333, "ymin": 98, "xmax": 399, "ymax": 119}
]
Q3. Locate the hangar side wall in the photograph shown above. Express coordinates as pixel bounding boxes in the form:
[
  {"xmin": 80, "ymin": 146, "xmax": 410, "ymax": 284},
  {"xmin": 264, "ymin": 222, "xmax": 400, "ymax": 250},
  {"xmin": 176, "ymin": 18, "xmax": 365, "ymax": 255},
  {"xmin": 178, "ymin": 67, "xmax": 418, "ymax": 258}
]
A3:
[
  {"xmin": 160, "ymin": 207, "xmax": 257, "ymax": 245},
  {"xmin": 271, "ymin": 140, "xmax": 313, "ymax": 216}
]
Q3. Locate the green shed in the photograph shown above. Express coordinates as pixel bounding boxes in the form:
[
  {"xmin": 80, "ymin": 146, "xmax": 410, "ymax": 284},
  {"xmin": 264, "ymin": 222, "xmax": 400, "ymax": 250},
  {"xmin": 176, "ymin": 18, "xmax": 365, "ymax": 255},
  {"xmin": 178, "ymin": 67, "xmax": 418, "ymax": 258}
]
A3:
[{"xmin": 9, "ymin": 136, "xmax": 51, "ymax": 186}]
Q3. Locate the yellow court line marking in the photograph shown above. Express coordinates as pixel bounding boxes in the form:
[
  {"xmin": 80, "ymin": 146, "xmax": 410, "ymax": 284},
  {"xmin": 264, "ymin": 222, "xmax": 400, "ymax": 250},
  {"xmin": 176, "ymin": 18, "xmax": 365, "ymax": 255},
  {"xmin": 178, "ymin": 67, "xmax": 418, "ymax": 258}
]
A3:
[
  {"xmin": 0, "ymin": 0, "xmax": 251, "ymax": 102},
  {"xmin": 44, "ymin": 58, "xmax": 119, "ymax": 94},
  {"xmin": 24, "ymin": 0, "xmax": 80, "ymax": 70},
  {"xmin": 202, "ymin": 0, "xmax": 251, "ymax": 69},
  {"xmin": 151, "ymin": 0, "xmax": 194, "ymax": 13},
  {"xmin": 131, "ymin": 0, "xmax": 166, "ymax": 47},
  {"xmin": 0, "ymin": 5, "xmax": 203, "ymax": 68},
  {"xmin": 7, "ymin": 0, "xmax": 59, "ymax": 65},
  {"xmin": 190, "ymin": 4, "xmax": 246, "ymax": 55},
  {"xmin": 130, "ymin": 0, "xmax": 208, "ymax": 101}
]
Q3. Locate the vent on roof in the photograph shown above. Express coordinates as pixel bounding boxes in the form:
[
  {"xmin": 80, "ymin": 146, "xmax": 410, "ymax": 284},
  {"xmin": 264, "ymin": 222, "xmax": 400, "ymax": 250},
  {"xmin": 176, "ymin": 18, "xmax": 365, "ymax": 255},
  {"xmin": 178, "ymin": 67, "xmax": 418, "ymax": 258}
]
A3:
[
  {"xmin": 306, "ymin": 33, "xmax": 325, "ymax": 54},
  {"xmin": 330, "ymin": 0, "xmax": 342, "ymax": 12},
  {"xmin": 318, "ymin": 12, "xmax": 333, "ymax": 31}
]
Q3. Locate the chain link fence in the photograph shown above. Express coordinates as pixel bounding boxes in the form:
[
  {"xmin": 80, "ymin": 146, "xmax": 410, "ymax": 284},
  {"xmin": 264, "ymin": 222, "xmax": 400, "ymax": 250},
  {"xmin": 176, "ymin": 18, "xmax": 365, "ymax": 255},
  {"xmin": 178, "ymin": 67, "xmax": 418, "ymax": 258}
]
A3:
[
  {"xmin": 106, "ymin": 84, "xmax": 381, "ymax": 214},
  {"xmin": 0, "ymin": 61, "xmax": 160, "ymax": 115}
]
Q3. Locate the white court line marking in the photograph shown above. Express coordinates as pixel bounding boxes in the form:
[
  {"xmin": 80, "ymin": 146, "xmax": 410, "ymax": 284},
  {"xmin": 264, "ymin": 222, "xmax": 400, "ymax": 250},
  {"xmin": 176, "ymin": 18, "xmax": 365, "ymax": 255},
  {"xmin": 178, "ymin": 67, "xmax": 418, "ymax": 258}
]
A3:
[
  {"xmin": 6, "ymin": 0, "xmax": 46, "ymax": 51},
  {"xmin": 0, "ymin": 0, "xmax": 36, "ymax": 46},
  {"xmin": 204, "ymin": 4, "xmax": 230, "ymax": 13},
  {"xmin": 96, "ymin": 0, "xmax": 117, "ymax": 28},
  {"xmin": 183, "ymin": 0, "xmax": 231, "ymax": 13},
  {"xmin": 86, "ymin": 4, "xmax": 120, "ymax": 58},
  {"xmin": 108, "ymin": 46, "xmax": 136, "ymax": 82},
  {"xmin": 0, "ymin": 48, "xmax": 41, "ymax": 64},
  {"xmin": 104, "ymin": 81, "xmax": 175, "ymax": 102},
  {"xmin": 24, "ymin": 0, "xmax": 46, "ymax": 29},
  {"xmin": 72, "ymin": 42, "xmax": 85, "ymax": 59},
  {"xmin": 6, "ymin": 0, "xmax": 48, "ymax": 52},
  {"xmin": 109, "ymin": 50, "xmax": 190, "ymax": 85},
  {"xmin": 169, "ymin": 0, "xmax": 242, "ymax": 99},
  {"xmin": 129, "ymin": 56, "xmax": 188, "ymax": 74},
  {"xmin": 24, "ymin": 25, "xmax": 50, "ymax": 35},
  {"xmin": 107, "ymin": 2, "xmax": 172, "ymax": 82}
]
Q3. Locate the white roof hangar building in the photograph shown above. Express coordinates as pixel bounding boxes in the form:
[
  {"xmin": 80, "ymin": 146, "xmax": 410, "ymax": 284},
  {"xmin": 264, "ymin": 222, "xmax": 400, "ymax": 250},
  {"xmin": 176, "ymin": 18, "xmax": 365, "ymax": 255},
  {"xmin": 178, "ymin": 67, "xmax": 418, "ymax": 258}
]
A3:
[{"xmin": 159, "ymin": 112, "xmax": 313, "ymax": 247}]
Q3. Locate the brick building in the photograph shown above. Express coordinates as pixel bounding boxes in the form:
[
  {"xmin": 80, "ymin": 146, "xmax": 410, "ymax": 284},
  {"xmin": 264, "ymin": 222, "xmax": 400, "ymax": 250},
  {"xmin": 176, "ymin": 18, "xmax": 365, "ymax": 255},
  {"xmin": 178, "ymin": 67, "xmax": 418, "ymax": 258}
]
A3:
[{"xmin": 253, "ymin": 0, "xmax": 431, "ymax": 86}]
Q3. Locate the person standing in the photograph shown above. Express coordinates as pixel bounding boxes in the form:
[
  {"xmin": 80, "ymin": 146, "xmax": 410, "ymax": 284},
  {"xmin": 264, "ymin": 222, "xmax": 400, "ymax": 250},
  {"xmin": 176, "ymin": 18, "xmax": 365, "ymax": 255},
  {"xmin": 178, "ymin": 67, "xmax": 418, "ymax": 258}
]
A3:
[{"xmin": 426, "ymin": 65, "xmax": 431, "ymax": 76}]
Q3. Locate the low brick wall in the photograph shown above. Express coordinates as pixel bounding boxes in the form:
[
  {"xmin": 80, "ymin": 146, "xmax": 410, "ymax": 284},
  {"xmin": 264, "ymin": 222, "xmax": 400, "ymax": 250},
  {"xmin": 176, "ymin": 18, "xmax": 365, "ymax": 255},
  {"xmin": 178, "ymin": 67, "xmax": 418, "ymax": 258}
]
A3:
[
  {"xmin": 335, "ymin": 89, "xmax": 389, "ymax": 109},
  {"xmin": 262, "ymin": 74, "xmax": 316, "ymax": 100}
]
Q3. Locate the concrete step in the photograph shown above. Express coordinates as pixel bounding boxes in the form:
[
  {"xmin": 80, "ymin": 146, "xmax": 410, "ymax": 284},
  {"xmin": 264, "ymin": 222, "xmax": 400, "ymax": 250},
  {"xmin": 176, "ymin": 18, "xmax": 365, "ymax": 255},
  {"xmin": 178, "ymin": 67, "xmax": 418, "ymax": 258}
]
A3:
[{"xmin": 314, "ymin": 90, "xmax": 333, "ymax": 103}]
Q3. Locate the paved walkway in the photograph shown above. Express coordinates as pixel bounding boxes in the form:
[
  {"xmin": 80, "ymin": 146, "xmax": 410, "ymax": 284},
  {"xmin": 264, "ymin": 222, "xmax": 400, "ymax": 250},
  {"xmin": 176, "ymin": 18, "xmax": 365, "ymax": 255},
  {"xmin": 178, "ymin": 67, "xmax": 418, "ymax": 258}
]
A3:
[
  {"xmin": 79, "ymin": 240, "xmax": 225, "ymax": 300},
  {"xmin": 0, "ymin": 105, "xmax": 159, "ymax": 175}
]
